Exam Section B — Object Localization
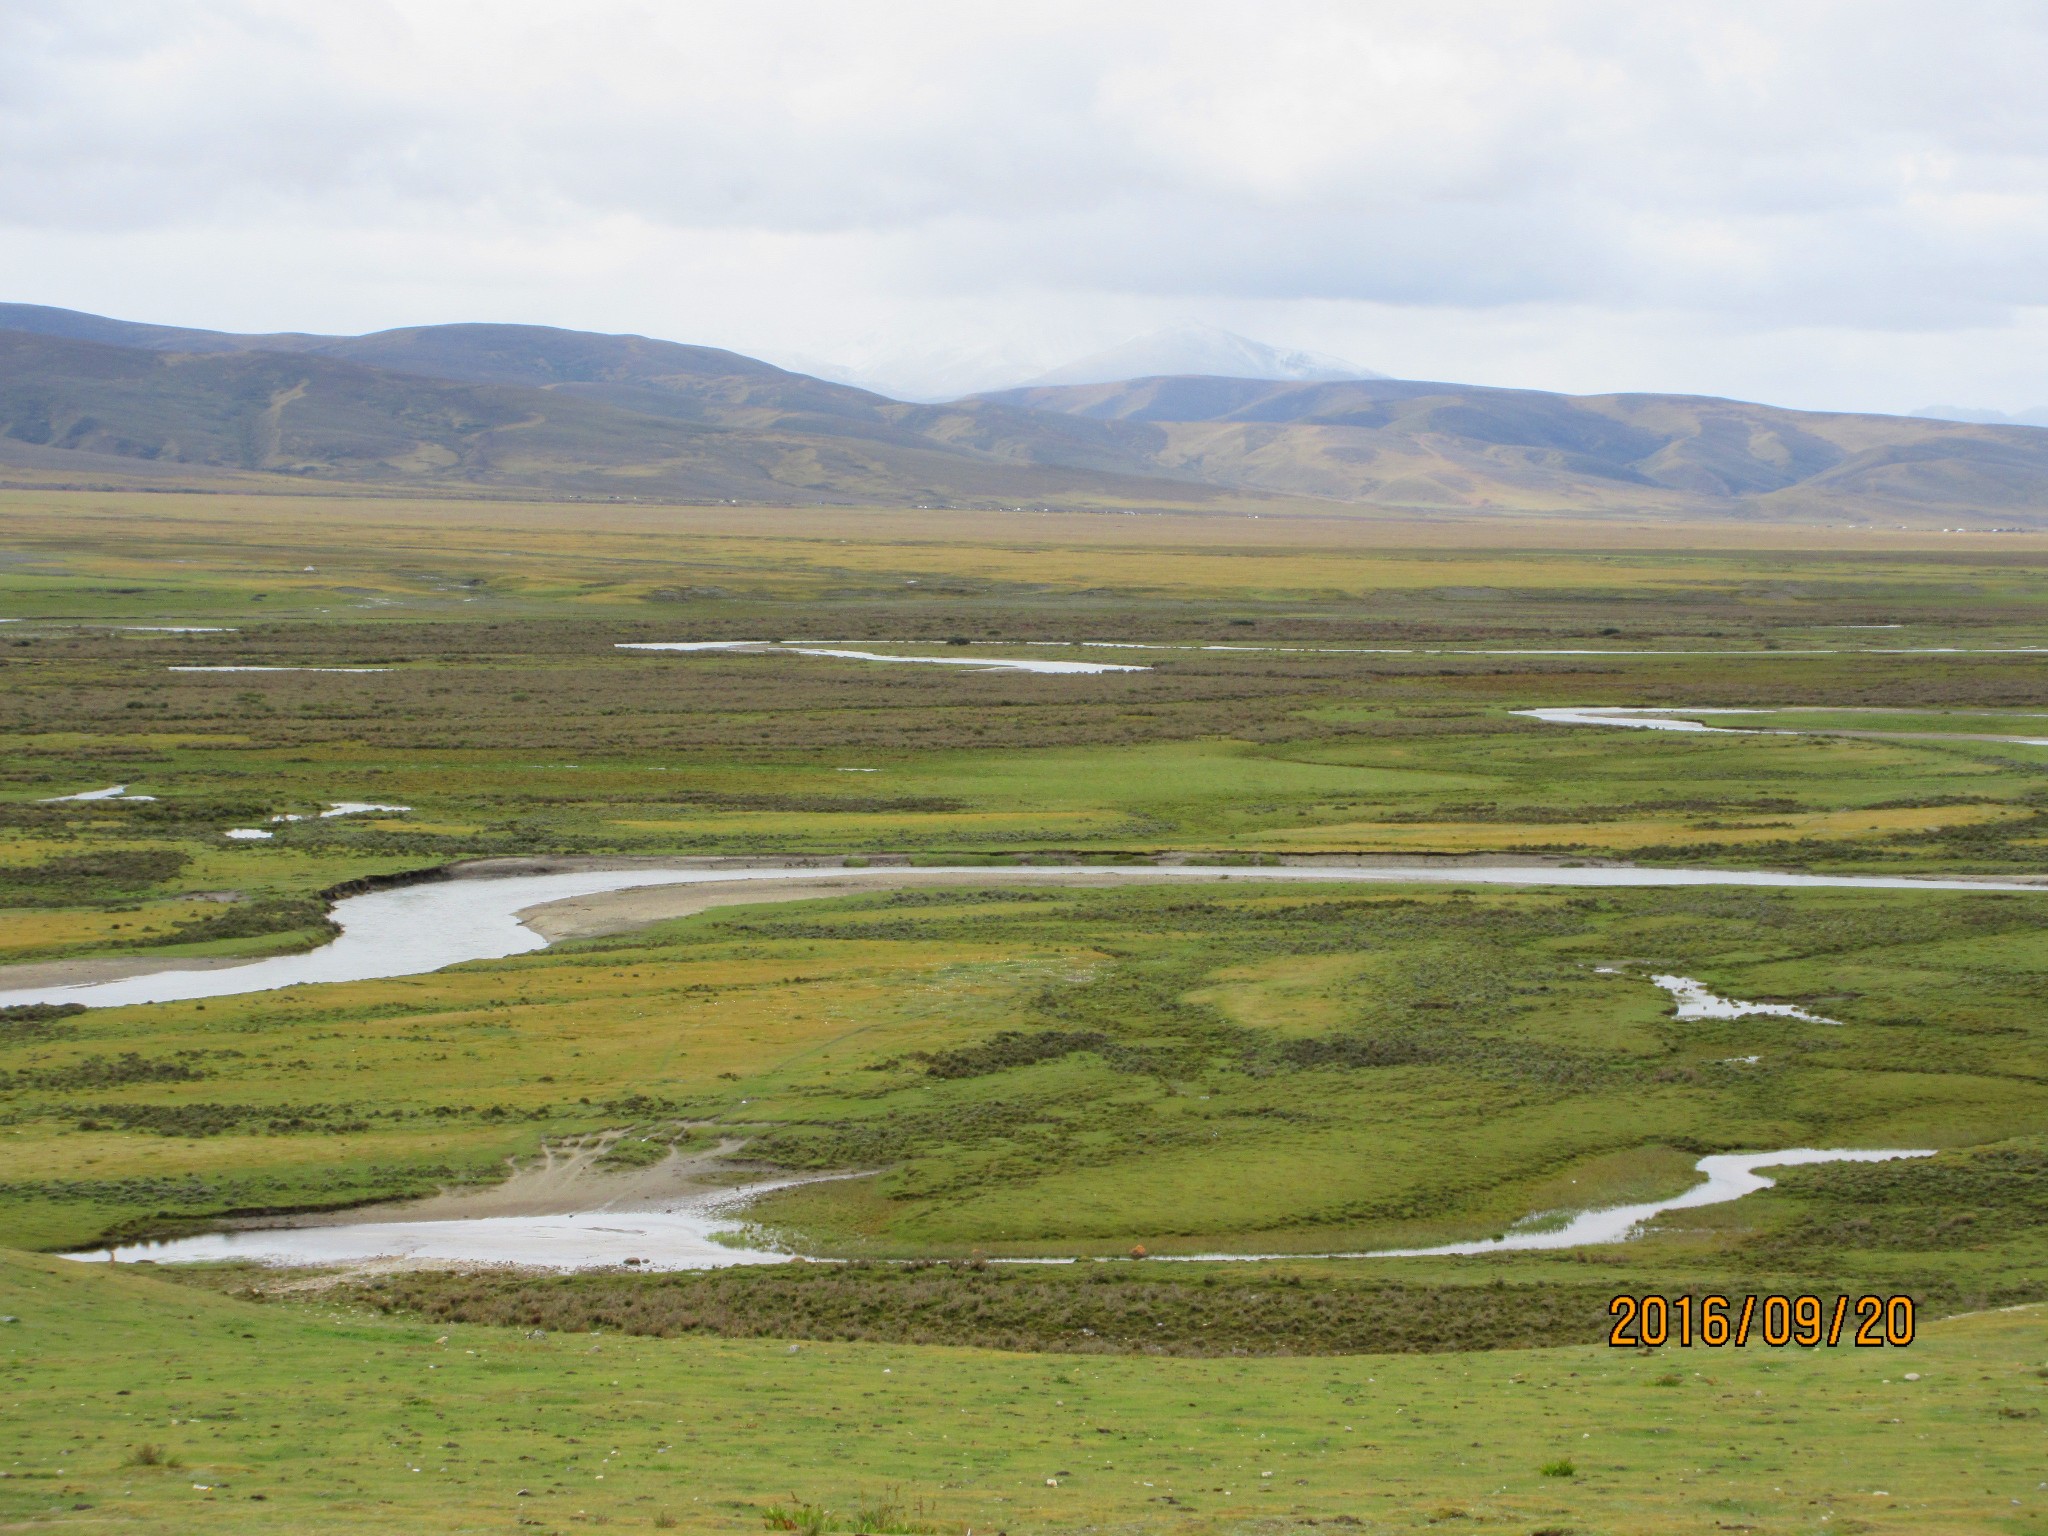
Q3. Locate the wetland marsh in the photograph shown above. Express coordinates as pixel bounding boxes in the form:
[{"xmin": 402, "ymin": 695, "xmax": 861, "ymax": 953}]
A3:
[{"xmin": 3, "ymin": 492, "xmax": 2047, "ymax": 1533}]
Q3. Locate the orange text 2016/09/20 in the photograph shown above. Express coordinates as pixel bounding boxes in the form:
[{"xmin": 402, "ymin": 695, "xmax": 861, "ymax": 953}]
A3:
[{"xmin": 1608, "ymin": 1294, "xmax": 1916, "ymax": 1349}]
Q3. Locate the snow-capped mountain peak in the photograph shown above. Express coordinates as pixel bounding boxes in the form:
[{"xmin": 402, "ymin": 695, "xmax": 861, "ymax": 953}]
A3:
[{"xmin": 1022, "ymin": 323, "xmax": 1381, "ymax": 388}]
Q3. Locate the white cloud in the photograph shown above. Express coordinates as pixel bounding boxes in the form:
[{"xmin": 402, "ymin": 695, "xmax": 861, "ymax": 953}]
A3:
[{"xmin": 3, "ymin": 0, "xmax": 2047, "ymax": 409}]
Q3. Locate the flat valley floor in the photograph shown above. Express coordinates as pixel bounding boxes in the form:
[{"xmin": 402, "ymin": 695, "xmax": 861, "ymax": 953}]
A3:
[{"xmin": 1, "ymin": 490, "xmax": 2044, "ymax": 1533}]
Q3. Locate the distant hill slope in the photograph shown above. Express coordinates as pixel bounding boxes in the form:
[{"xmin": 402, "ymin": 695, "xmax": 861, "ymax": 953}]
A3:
[
  {"xmin": 0, "ymin": 303, "xmax": 330, "ymax": 355},
  {"xmin": 977, "ymin": 376, "xmax": 2048, "ymax": 520},
  {"xmin": 0, "ymin": 327, "xmax": 1200, "ymax": 506},
  {"xmin": 0, "ymin": 303, "xmax": 795, "ymax": 383},
  {"xmin": 3, "ymin": 304, "xmax": 2047, "ymax": 521}
]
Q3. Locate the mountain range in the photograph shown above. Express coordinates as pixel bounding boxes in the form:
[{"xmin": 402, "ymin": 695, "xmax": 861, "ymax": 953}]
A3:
[{"xmin": 3, "ymin": 302, "xmax": 2047, "ymax": 523}]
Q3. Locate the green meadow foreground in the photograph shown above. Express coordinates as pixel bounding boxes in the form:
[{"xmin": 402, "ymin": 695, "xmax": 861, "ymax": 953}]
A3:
[
  {"xmin": 4, "ymin": 1252, "xmax": 2045, "ymax": 1535},
  {"xmin": 2, "ymin": 491, "xmax": 2047, "ymax": 1531}
]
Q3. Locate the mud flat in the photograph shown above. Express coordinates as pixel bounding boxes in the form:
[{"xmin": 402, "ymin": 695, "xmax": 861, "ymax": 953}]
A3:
[
  {"xmin": 263, "ymin": 1133, "xmax": 758, "ymax": 1226},
  {"xmin": 0, "ymin": 952, "xmax": 261, "ymax": 992}
]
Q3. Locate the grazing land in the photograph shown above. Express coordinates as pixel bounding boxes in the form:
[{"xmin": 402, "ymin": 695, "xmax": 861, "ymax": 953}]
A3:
[
  {"xmin": 2, "ymin": 490, "xmax": 2047, "ymax": 1532},
  {"xmin": 5, "ymin": 1251, "xmax": 2045, "ymax": 1535},
  {"xmin": 4, "ymin": 1253, "xmax": 2048, "ymax": 1536}
]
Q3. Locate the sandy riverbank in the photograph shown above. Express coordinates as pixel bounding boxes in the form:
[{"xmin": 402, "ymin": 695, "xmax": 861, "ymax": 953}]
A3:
[
  {"xmin": 0, "ymin": 952, "xmax": 264, "ymax": 993},
  {"xmin": 517, "ymin": 865, "xmax": 1328, "ymax": 942},
  {"xmin": 235, "ymin": 1132, "xmax": 767, "ymax": 1230}
]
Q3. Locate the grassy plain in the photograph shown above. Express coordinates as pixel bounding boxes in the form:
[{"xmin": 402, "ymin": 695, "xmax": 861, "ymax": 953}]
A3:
[
  {"xmin": 2, "ymin": 490, "xmax": 2047, "ymax": 1531},
  {"xmin": 5, "ymin": 881, "xmax": 2046, "ymax": 1305},
  {"xmin": 4, "ymin": 1251, "xmax": 2045, "ymax": 1536}
]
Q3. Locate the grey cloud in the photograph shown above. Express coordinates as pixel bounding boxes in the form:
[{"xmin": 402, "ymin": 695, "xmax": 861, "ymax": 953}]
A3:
[{"xmin": 4, "ymin": 0, "xmax": 2048, "ymax": 407}]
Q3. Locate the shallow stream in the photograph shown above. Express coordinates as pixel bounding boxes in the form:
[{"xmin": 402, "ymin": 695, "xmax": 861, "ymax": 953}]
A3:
[
  {"xmin": 68, "ymin": 1149, "xmax": 1932, "ymax": 1272},
  {"xmin": 17, "ymin": 859, "xmax": 2014, "ymax": 1270},
  {"xmin": 3, "ymin": 860, "xmax": 2040, "ymax": 1011}
]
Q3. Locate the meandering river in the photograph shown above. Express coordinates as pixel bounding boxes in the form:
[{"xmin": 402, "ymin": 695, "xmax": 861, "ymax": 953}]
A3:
[
  {"xmin": 18, "ymin": 857, "xmax": 2019, "ymax": 1270},
  {"xmin": 70, "ymin": 1148, "xmax": 1934, "ymax": 1272},
  {"xmin": 3, "ymin": 859, "xmax": 2041, "ymax": 1011}
]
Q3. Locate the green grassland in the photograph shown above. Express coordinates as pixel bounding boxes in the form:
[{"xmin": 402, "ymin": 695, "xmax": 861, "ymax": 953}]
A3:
[
  {"xmin": 6, "ymin": 492, "xmax": 2048, "ymax": 967},
  {"xmin": 4, "ymin": 492, "xmax": 2048, "ymax": 1531},
  {"xmin": 6, "ymin": 883, "xmax": 2047, "ymax": 1311},
  {"xmin": 4, "ymin": 1251, "xmax": 2045, "ymax": 1536}
]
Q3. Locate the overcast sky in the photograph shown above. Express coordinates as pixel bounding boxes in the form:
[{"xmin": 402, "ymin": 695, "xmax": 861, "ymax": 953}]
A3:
[{"xmin": 5, "ymin": 0, "xmax": 2048, "ymax": 410}]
